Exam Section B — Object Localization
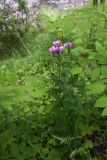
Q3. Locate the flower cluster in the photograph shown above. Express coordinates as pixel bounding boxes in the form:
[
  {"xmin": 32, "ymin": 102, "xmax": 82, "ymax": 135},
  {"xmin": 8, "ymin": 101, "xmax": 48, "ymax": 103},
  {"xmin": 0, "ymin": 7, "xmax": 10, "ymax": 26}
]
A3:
[{"xmin": 49, "ymin": 40, "xmax": 73, "ymax": 55}]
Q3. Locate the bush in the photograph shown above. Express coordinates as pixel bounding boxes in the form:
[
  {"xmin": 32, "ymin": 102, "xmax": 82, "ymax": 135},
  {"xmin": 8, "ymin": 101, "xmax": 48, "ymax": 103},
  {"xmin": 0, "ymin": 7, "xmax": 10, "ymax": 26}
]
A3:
[{"xmin": 0, "ymin": 0, "xmax": 36, "ymax": 57}]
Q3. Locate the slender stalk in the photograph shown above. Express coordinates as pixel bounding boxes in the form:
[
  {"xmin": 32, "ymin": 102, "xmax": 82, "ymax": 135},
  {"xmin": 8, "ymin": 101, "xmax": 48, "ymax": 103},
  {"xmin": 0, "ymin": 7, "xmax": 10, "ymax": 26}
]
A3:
[
  {"xmin": 68, "ymin": 48, "xmax": 72, "ymax": 66},
  {"xmin": 56, "ymin": 55, "xmax": 61, "ymax": 96}
]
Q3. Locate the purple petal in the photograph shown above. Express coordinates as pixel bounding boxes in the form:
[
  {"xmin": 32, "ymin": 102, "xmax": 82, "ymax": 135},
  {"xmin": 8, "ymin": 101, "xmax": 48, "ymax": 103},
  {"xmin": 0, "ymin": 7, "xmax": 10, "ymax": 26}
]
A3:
[
  {"xmin": 64, "ymin": 42, "xmax": 73, "ymax": 48},
  {"xmin": 53, "ymin": 40, "xmax": 61, "ymax": 47},
  {"xmin": 59, "ymin": 46, "xmax": 64, "ymax": 53},
  {"xmin": 49, "ymin": 46, "xmax": 59, "ymax": 54}
]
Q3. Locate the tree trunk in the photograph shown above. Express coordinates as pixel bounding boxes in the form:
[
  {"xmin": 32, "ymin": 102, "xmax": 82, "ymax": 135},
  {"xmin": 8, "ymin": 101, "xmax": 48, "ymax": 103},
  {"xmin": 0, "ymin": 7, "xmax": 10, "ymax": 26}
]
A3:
[
  {"xmin": 100, "ymin": 0, "xmax": 105, "ymax": 11},
  {"xmin": 93, "ymin": 0, "xmax": 98, "ymax": 6},
  {"xmin": 100, "ymin": 0, "xmax": 105, "ymax": 5}
]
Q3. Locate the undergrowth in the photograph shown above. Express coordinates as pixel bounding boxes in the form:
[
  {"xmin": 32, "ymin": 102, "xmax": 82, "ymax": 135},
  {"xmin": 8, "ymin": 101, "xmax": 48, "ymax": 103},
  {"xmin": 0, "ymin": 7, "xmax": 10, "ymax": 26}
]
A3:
[{"xmin": 1, "ymin": 6, "xmax": 107, "ymax": 160}]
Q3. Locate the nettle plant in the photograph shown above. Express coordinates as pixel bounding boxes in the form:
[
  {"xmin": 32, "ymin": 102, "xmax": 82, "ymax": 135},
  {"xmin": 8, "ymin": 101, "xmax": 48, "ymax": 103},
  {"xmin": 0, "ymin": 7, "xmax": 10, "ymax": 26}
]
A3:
[{"xmin": 48, "ymin": 40, "xmax": 85, "ymax": 155}]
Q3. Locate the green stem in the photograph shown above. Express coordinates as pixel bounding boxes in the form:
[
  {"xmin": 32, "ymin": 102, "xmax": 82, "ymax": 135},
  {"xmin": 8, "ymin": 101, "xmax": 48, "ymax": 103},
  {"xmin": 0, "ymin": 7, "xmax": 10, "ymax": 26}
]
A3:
[
  {"xmin": 68, "ymin": 48, "xmax": 72, "ymax": 66},
  {"xmin": 56, "ymin": 55, "xmax": 61, "ymax": 96}
]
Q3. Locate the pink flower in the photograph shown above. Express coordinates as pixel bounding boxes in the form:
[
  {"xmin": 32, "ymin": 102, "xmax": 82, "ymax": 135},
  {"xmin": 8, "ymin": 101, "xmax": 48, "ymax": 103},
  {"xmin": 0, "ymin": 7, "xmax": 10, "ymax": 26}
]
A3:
[
  {"xmin": 49, "ymin": 46, "xmax": 59, "ymax": 54},
  {"xmin": 49, "ymin": 45, "xmax": 64, "ymax": 54},
  {"xmin": 53, "ymin": 40, "xmax": 61, "ymax": 47},
  {"xmin": 49, "ymin": 40, "xmax": 65, "ymax": 55},
  {"xmin": 59, "ymin": 46, "xmax": 64, "ymax": 53},
  {"xmin": 64, "ymin": 42, "xmax": 73, "ymax": 48}
]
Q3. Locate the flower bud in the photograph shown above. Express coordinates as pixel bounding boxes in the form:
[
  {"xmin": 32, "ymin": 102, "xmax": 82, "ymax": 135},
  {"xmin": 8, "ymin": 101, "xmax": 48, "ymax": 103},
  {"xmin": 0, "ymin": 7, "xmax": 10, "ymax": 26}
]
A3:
[{"xmin": 64, "ymin": 42, "xmax": 73, "ymax": 48}]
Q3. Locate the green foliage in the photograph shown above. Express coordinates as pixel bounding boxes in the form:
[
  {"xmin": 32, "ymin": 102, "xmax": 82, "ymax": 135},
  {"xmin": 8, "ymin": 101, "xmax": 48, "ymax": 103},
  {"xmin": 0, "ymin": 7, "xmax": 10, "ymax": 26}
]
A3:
[
  {"xmin": 1, "ymin": 5, "xmax": 107, "ymax": 160},
  {"xmin": 0, "ymin": 0, "xmax": 38, "ymax": 57}
]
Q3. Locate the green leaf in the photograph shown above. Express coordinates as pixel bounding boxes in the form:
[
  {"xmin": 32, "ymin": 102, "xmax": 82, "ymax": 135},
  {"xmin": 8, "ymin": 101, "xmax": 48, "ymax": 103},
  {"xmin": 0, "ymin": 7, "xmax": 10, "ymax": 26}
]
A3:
[
  {"xmin": 94, "ymin": 11, "xmax": 107, "ymax": 20},
  {"xmin": 88, "ymin": 68, "xmax": 100, "ymax": 80},
  {"xmin": 84, "ymin": 140, "xmax": 93, "ymax": 149},
  {"xmin": 78, "ymin": 20, "xmax": 91, "ymax": 33},
  {"xmin": 73, "ymin": 39, "xmax": 83, "ymax": 46},
  {"xmin": 46, "ymin": 149, "xmax": 60, "ymax": 160},
  {"xmin": 71, "ymin": 67, "xmax": 82, "ymax": 75},
  {"xmin": 86, "ymin": 82, "xmax": 105, "ymax": 95},
  {"xmin": 102, "ymin": 107, "xmax": 107, "ymax": 116},
  {"xmin": 95, "ymin": 96, "xmax": 107, "ymax": 108},
  {"xmin": 0, "ymin": 132, "xmax": 14, "ymax": 151},
  {"xmin": 43, "ymin": 105, "xmax": 54, "ymax": 114},
  {"xmin": 92, "ymin": 158, "xmax": 99, "ymax": 160},
  {"xmin": 95, "ymin": 41, "xmax": 103, "ymax": 52},
  {"xmin": 0, "ymin": 151, "xmax": 10, "ymax": 159},
  {"xmin": 20, "ymin": 142, "xmax": 27, "ymax": 153},
  {"xmin": 101, "ymin": 66, "xmax": 107, "ymax": 78},
  {"xmin": 11, "ymin": 143, "xmax": 19, "ymax": 157},
  {"xmin": 35, "ymin": 144, "xmax": 41, "ymax": 153}
]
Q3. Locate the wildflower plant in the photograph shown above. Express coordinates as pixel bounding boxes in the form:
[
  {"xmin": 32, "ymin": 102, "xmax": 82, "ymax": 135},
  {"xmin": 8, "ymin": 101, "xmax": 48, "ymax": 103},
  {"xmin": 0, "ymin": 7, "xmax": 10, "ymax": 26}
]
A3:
[{"xmin": 48, "ymin": 40, "xmax": 81, "ymax": 139}]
